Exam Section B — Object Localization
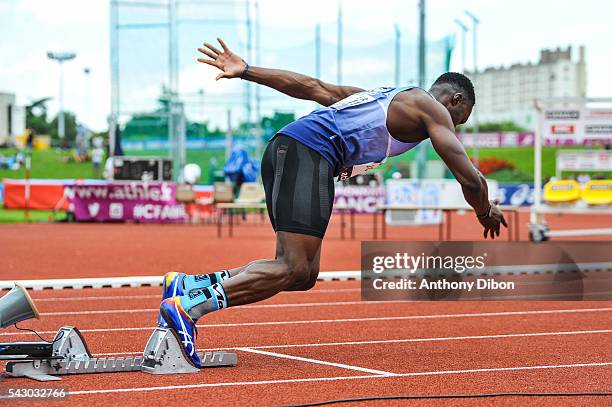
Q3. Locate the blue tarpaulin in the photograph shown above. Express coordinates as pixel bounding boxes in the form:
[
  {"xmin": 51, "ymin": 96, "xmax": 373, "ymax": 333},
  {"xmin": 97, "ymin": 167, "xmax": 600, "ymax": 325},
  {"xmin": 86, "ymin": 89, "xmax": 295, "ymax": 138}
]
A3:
[{"xmin": 223, "ymin": 145, "xmax": 260, "ymax": 183}]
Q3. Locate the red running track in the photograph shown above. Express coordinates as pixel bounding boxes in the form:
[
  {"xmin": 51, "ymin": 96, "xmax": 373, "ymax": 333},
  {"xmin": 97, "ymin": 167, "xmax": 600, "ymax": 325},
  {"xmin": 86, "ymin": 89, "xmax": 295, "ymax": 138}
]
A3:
[
  {"xmin": 1, "ymin": 218, "xmax": 611, "ymax": 405},
  {"xmin": 2, "ymin": 210, "xmax": 611, "ymax": 281},
  {"xmin": 1, "ymin": 282, "xmax": 611, "ymax": 406}
]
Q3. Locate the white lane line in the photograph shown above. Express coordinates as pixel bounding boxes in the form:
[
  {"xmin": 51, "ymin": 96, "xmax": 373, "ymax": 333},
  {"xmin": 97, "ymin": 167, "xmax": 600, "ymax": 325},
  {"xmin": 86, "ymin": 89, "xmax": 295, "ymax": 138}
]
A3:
[
  {"xmin": 3, "ymin": 307, "xmax": 612, "ymax": 337},
  {"xmin": 238, "ymin": 348, "xmax": 395, "ymax": 376},
  {"xmin": 0, "ymin": 272, "xmax": 359, "ymax": 290},
  {"xmin": 35, "ymin": 295, "xmax": 161, "ymax": 302},
  {"xmin": 66, "ymin": 362, "xmax": 612, "ymax": 396},
  {"xmin": 38, "ymin": 300, "xmax": 412, "ymax": 316},
  {"xmin": 219, "ymin": 329, "xmax": 612, "ymax": 351},
  {"xmin": 31, "ymin": 288, "xmax": 360, "ymax": 302},
  {"xmin": 93, "ymin": 329, "xmax": 612, "ymax": 357}
]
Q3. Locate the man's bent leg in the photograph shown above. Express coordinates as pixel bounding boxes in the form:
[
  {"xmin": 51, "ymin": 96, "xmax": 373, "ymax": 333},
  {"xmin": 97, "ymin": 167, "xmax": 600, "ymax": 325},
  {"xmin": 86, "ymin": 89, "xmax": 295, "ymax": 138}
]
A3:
[
  {"xmin": 186, "ymin": 231, "xmax": 322, "ymax": 318},
  {"xmin": 284, "ymin": 243, "xmax": 321, "ymax": 291}
]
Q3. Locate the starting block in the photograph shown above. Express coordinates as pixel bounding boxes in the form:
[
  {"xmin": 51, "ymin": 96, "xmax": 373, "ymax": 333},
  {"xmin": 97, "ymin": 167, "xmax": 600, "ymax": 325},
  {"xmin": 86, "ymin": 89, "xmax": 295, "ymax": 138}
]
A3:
[
  {"xmin": 3, "ymin": 326, "xmax": 237, "ymax": 381},
  {"xmin": 141, "ymin": 327, "xmax": 237, "ymax": 374}
]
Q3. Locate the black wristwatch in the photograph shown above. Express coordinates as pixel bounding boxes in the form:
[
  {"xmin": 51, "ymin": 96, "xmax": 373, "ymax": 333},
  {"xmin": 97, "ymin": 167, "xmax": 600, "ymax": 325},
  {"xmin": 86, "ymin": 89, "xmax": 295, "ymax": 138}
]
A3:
[{"xmin": 240, "ymin": 61, "xmax": 250, "ymax": 79}]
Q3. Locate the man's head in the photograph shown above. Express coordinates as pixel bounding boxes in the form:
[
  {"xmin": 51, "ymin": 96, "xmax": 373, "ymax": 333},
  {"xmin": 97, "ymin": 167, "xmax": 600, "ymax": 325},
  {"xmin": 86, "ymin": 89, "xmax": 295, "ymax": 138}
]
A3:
[{"xmin": 429, "ymin": 72, "xmax": 475, "ymax": 127}]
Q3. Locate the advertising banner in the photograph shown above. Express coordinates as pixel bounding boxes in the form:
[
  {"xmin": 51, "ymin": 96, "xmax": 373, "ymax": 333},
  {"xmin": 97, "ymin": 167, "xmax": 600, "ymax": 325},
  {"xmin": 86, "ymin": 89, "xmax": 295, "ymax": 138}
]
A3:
[
  {"xmin": 543, "ymin": 108, "xmax": 612, "ymax": 145},
  {"xmin": 385, "ymin": 179, "xmax": 499, "ymax": 225},
  {"xmin": 334, "ymin": 184, "xmax": 385, "ymax": 214},
  {"xmin": 2, "ymin": 179, "xmax": 68, "ymax": 210},
  {"xmin": 556, "ymin": 150, "xmax": 611, "ymax": 176},
  {"xmin": 71, "ymin": 182, "xmax": 186, "ymax": 223},
  {"xmin": 460, "ymin": 133, "xmax": 502, "ymax": 148},
  {"xmin": 459, "ymin": 132, "xmax": 536, "ymax": 148},
  {"xmin": 496, "ymin": 183, "xmax": 535, "ymax": 206}
]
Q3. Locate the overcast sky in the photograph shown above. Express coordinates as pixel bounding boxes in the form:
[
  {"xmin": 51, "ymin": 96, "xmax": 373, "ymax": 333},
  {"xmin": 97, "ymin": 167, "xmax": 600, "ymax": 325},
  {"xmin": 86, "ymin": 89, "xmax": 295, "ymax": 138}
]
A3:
[{"xmin": 0, "ymin": 0, "xmax": 609, "ymax": 131}]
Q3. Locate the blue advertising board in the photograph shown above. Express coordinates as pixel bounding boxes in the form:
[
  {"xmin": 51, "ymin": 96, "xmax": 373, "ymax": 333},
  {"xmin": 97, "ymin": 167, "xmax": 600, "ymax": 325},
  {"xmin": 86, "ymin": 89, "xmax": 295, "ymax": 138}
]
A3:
[{"xmin": 497, "ymin": 183, "xmax": 536, "ymax": 206}]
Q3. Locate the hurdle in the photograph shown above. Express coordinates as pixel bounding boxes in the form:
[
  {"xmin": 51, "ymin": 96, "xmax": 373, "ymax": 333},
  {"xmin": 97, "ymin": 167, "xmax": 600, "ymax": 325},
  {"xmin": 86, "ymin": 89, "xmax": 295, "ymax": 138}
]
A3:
[
  {"xmin": 530, "ymin": 97, "xmax": 612, "ymax": 241},
  {"xmin": 216, "ymin": 202, "xmax": 268, "ymax": 237},
  {"xmin": 374, "ymin": 204, "xmax": 521, "ymax": 241},
  {"xmin": 334, "ymin": 202, "xmax": 357, "ymax": 240}
]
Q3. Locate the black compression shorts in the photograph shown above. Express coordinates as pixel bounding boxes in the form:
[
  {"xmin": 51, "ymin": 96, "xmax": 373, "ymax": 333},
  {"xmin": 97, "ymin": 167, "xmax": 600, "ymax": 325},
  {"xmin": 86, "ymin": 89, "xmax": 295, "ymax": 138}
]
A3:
[{"xmin": 261, "ymin": 134, "xmax": 335, "ymax": 238}]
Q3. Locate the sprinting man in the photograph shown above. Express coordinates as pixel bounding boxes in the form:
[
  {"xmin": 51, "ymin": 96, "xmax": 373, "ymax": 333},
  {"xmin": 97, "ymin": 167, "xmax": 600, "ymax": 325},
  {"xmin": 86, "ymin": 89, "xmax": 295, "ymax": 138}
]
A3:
[{"xmin": 159, "ymin": 38, "xmax": 508, "ymax": 366}]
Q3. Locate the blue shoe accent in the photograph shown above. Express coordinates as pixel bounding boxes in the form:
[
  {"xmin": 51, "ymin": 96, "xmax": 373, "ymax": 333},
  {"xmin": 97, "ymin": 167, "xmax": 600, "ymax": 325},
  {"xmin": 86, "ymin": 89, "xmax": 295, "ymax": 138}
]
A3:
[
  {"xmin": 157, "ymin": 272, "xmax": 186, "ymax": 327},
  {"xmin": 159, "ymin": 297, "xmax": 201, "ymax": 368}
]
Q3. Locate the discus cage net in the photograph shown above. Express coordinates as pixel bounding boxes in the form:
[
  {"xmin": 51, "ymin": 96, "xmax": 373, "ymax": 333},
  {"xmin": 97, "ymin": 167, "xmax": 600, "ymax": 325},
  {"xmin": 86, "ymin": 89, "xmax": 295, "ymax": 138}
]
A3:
[{"xmin": 109, "ymin": 0, "xmax": 454, "ymax": 182}]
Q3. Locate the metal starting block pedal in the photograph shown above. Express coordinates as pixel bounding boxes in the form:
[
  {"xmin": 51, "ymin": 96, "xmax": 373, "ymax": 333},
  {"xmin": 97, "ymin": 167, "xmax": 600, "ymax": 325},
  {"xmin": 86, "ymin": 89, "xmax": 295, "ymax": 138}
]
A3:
[
  {"xmin": 141, "ymin": 327, "xmax": 237, "ymax": 374},
  {"xmin": 4, "ymin": 326, "xmax": 237, "ymax": 381}
]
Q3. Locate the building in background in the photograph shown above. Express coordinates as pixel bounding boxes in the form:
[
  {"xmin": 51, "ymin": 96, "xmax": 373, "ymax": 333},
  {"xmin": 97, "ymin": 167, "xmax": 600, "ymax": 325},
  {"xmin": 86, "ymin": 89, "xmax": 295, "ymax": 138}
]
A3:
[
  {"xmin": 467, "ymin": 46, "xmax": 587, "ymax": 130},
  {"xmin": 0, "ymin": 92, "xmax": 26, "ymax": 145},
  {"xmin": 0, "ymin": 92, "xmax": 16, "ymax": 144}
]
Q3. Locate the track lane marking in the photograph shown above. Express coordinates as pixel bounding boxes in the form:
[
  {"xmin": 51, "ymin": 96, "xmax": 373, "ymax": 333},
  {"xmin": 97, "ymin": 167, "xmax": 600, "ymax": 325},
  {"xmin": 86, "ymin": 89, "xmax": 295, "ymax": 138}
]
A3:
[
  {"xmin": 66, "ymin": 362, "xmax": 612, "ymax": 396},
  {"xmin": 37, "ymin": 300, "xmax": 415, "ymax": 316},
  {"xmin": 217, "ymin": 329, "xmax": 612, "ymax": 351},
  {"xmin": 238, "ymin": 348, "xmax": 396, "ymax": 376},
  {"xmin": 92, "ymin": 329, "xmax": 612, "ymax": 357},
  {"xmin": 3, "ymin": 308, "xmax": 612, "ymax": 337},
  {"xmin": 31, "ymin": 288, "xmax": 361, "ymax": 302}
]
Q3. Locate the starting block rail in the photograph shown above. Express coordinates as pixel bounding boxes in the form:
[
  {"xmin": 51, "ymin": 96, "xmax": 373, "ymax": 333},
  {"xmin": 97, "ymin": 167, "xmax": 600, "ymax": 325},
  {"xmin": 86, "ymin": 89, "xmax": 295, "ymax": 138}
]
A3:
[
  {"xmin": 528, "ymin": 205, "xmax": 612, "ymax": 241},
  {"xmin": 3, "ymin": 326, "xmax": 237, "ymax": 382}
]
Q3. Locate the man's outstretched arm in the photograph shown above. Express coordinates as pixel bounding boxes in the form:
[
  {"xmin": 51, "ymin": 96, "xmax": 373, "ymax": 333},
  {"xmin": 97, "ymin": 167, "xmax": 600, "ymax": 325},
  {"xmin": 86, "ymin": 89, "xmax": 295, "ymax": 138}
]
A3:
[
  {"xmin": 243, "ymin": 67, "xmax": 364, "ymax": 106},
  {"xmin": 197, "ymin": 38, "xmax": 363, "ymax": 106},
  {"xmin": 419, "ymin": 98, "xmax": 507, "ymax": 239}
]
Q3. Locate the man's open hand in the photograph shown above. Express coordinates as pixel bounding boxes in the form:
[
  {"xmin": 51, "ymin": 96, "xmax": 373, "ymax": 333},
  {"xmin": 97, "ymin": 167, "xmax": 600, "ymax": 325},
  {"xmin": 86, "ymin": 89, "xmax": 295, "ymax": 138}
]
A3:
[
  {"xmin": 197, "ymin": 38, "xmax": 246, "ymax": 81},
  {"xmin": 478, "ymin": 200, "xmax": 508, "ymax": 239}
]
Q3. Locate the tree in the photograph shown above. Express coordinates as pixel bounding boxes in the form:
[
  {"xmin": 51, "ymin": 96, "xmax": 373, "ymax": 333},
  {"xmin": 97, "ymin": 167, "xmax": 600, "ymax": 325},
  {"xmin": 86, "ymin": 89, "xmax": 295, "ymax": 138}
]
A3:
[
  {"xmin": 121, "ymin": 86, "xmax": 296, "ymax": 140},
  {"xmin": 25, "ymin": 97, "xmax": 53, "ymax": 135},
  {"xmin": 261, "ymin": 112, "xmax": 295, "ymax": 135},
  {"xmin": 49, "ymin": 111, "xmax": 77, "ymax": 141}
]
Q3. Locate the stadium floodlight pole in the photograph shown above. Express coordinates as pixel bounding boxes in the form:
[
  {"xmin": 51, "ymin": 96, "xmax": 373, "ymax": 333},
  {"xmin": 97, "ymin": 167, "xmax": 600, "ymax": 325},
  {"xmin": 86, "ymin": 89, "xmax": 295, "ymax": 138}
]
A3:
[
  {"xmin": 453, "ymin": 19, "xmax": 467, "ymax": 73},
  {"xmin": 315, "ymin": 23, "xmax": 321, "ymax": 79},
  {"xmin": 109, "ymin": 0, "xmax": 119, "ymax": 157},
  {"xmin": 198, "ymin": 89, "xmax": 205, "ymax": 123},
  {"xmin": 418, "ymin": 0, "xmax": 426, "ymax": 88},
  {"xmin": 246, "ymin": 0, "xmax": 253, "ymax": 135},
  {"xmin": 465, "ymin": 10, "xmax": 480, "ymax": 168},
  {"xmin": 83, "ymin": 67, "xmax": 91, "ymax": 127},
  {"xmin": 394, "ymin": 24, "xmax": 400, "ymax": 87},
  {"xmin": 454, "ymin": 19, "xmax": 468, "ymax": 143},
  {"xmin": 255, "ymin": 0, "xmax": 262, "ymax": 154},
  {"xmin": 315, "ymin": 23, "xmax": 322, "ymax": 109},
  {"xmin": 416, "ymin": 0, "xmax": 427, "ymax": 179},
  {"xmin": 337, "ymin": 1, "xmax": 343, "ymax": 85},
  {"xmin": 226, "ymin": 109, "xmax": 233, "ymax": 161},
  {"xmin": 47, "ymin": 51, "xmax": 76, "ymax": 140}
]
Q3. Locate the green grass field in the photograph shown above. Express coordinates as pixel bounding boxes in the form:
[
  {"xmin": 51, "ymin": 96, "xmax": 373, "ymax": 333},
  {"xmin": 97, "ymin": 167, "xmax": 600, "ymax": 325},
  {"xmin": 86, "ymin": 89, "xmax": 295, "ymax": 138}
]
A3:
[
  {"xmin": 0, "ymin": 148, "xmax": 225, "ymax": 182},
  {"xmin": 0, "ymin": 148, "xmax": 101, "ymax": 180},
  {"xmin": 384, "ymin": 146, "xmax": 556, "ymax": 182},
  {"xmin": 0, "ymin": 145, "xmax": 599, "ymax": 184},
  {"xmin": 467, "ymin": 146, "xmax": 570, "ymax": 181},
  {"xmin": 0, "ymin": 207, "xmax": 63, "ymax": 223}
]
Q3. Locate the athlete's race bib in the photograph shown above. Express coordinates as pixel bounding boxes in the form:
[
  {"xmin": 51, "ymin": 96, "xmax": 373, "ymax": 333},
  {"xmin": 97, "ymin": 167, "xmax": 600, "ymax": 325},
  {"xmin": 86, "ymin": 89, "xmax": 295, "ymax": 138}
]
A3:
[
  {"xmin": 336, "ymin": 161, "xmax": 382, "ymax": 181},
  {"xmin": 330, "ymin": 93, "xmax": 376, "ymax": 110},
  {"xmin": 330, "ymin": 87, "xmax": 393, "ymax": 111}
]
